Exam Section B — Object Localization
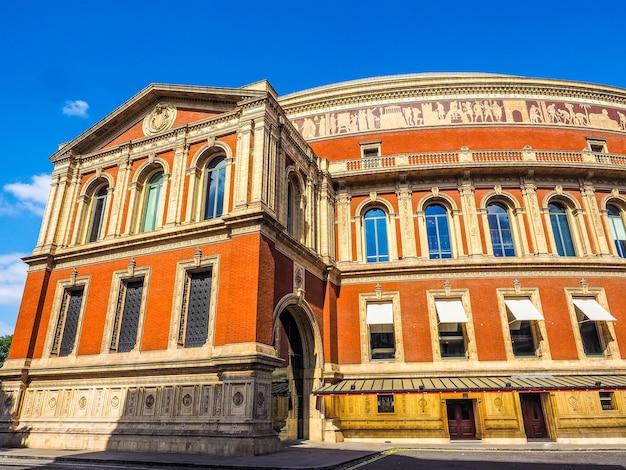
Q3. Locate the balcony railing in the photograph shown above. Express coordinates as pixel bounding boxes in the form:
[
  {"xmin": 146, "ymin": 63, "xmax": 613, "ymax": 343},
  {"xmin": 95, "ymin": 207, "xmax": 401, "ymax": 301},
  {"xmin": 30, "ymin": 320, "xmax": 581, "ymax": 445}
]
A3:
[{"xmin": 330, "ymin": 149, "xmax": 626, "ymax": 175}]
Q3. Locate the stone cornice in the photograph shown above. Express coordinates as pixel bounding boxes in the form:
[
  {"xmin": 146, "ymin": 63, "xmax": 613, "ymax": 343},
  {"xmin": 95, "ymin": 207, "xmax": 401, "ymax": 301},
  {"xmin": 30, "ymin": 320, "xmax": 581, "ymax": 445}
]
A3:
[
  {"xmin": 279, "ymin": 74, "xmax": 626, "ymax": 116},
  {"xmin": 337, "ymin": 256, "xmax": 626, "ymax": 285},
  {"xmin": 50, "ymin": 83, "xmax": 268, "ymax": 163},
  {"xmin": 53, "ymin": 110, "xmax": 243, "ymax": 166}
]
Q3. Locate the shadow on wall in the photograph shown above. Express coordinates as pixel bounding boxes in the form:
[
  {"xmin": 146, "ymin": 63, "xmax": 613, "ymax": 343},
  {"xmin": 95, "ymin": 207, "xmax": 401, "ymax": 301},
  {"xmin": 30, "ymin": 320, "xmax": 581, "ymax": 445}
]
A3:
[{"xmin": 0, "ymin": 388, "xmax": 30, "ymax": 449}]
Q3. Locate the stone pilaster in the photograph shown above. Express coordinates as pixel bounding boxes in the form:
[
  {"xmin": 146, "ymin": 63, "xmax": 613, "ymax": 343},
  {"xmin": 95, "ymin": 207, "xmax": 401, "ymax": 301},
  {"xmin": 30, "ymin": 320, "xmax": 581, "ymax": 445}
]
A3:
[
  {"xmin": 580, "ymin": 179, "xmax": 611, "ymax": 255},
  {"xmin": 336, "ymin": 189, "xmax": 352, "ymax": 262},
  {"xmin": 165, "ymin": 129, "xmax": 189, "ymax": 227},
  {"xmin": 396, "ymin": 184, "xmax": 417, "ymax": 258},
  {"xmin": 108, "ymin": 147, "xmax": 131, "ymax": 238},
  {"xmin": 520, "ymin": 175, "xmax": 549, "ymax": 255},
  {"xmin": 458, "ymin": 174, "xmax": 483, "ymax": 256},
  {"xmin": 233, "ymin": 122, "xmax": 253, "ymax": 210}
]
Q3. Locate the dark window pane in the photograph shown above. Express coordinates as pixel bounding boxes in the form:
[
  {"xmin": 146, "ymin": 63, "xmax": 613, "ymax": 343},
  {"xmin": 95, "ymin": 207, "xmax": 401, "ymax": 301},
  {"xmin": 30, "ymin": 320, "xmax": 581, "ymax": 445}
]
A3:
[
  {"xmin": 117, "ymin": 280, "xmax": 143, "ymax": 353},
  {"xmin": 370, "ymin": 323, "xmax": 395, "ymax": 359},
  {"xmin": 600, "ymin": 392, "xmax": 614, "ymax": 410},
  {"xmin": 58, "ymin": 289, "xmax": 84, "ymax": 357},
  {"xmin": 377, "ymin": 395, "xmax": 394, "ymax": 413},
  {"xmin": 510, "ymin": 321, "xmax": 536, "ymax": 357},
  {"xmin": 580, "ymin": 320, "xmax": 603, "ymax": 356},
  {"xmin": 439, "ymin": 323, "xmax": 466, "ymax": 358},
  {"xmin": 184, "ymin": 271, "xmax": 212, "ymax": 348}
]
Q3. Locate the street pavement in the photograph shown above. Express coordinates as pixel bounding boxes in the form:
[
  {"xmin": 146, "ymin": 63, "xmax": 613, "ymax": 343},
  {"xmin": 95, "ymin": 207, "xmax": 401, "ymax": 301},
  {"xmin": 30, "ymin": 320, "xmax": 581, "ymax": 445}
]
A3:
[{"xmin": 0, "ymin": 441, "xmax": 624, "ymax": 469}]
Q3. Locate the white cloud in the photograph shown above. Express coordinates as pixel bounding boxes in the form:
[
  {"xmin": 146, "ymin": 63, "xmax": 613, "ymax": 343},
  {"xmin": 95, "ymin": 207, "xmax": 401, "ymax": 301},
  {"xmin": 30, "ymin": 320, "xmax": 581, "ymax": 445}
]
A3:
[
  {"xmin": 62, "ymin": 100, "xmax": 89, "ymax": 118},
  {"xmin": 0, "ymin": 253, "xmax": 27, "ymax": 306},
  {"xmin": 3, "ymin": 173, "xmax": 50, "ymax": 216}
]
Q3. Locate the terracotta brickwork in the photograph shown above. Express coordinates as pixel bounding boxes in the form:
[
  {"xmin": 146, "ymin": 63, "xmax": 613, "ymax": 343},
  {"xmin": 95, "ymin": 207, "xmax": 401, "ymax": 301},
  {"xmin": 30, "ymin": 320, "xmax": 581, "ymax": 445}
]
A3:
[{"xmin": 3, "ymin": 74, "xmax": 626, "ymax": 453}]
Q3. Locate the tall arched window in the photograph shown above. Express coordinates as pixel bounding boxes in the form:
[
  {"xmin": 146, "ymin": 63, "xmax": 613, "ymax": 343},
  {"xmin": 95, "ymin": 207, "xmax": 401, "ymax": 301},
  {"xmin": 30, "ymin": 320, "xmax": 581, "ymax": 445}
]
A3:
[
  {"xmin": 287, "ymin": 176, "xmax": 303, "ymax": 241},
  {"xmin": 87, "ymin": 185, "xmax": 108, "ymax": 242},
  {"xmin": 204, "ymin": 157, "xmax": 226, "ymax": 220},
  {"xmin": 364, "ymin": 208, "xmax": 389, "ymax": 262},
  {"xmin": 425, "ymin": 204, "xmax": 452, "ymax": 259},
  {"xmin": 549, "ymin": 202, "xmax": 575, "ymax": 256},
  {"xmin": 607, "ymin": 204, "xmax": 626, "ymax": 258},
  {"xmin": 141, "ymin": 172, "xmax": 164, "ymax": 232},
  {"xmin": 487, "ymin": 203, "xmax": 515, "ymax": 257}
]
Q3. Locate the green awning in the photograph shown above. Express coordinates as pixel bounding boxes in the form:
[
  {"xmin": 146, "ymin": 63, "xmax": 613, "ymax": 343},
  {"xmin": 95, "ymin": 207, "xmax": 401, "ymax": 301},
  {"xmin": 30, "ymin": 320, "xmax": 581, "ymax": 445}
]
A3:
[{"xmin": 313, "ymin": 375, "xmax": 626, "ymax": 395}]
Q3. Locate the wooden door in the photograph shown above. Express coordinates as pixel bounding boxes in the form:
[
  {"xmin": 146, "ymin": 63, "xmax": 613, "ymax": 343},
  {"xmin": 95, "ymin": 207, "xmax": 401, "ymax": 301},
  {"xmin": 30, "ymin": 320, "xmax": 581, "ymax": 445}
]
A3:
[
  {"xmin": 447, "ymin": 400, "xmax": 476, "ymax": 439},
  {"xmin": 520, "ymin": 393, "xmax": 548, "ymax": 439}
]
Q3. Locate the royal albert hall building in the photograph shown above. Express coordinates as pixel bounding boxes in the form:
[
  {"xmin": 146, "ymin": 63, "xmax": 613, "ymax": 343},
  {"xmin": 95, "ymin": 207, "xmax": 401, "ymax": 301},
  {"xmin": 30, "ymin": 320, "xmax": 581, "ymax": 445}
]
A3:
[{"xmin": 2, "ymin": 73, "xmax": 626, "ymax": 454}]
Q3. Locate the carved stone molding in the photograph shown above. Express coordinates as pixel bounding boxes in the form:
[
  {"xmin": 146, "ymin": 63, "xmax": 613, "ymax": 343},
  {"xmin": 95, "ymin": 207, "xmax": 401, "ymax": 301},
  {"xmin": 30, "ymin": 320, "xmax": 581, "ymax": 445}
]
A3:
[{"xmin": 143, "ymin": 103, "xmax": 177, "ymax": 136}]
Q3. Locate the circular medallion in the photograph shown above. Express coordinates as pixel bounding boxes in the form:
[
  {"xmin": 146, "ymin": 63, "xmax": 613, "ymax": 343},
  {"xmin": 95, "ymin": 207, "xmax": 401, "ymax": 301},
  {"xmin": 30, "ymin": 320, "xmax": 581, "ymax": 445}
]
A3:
[
  {"xmin": 295, "ymin": 268, "xmax": 303, "ymax": 289},
  {"xmin": 145, "ymin": 394, "xmax": 155, "ymax": 409},
  {"xmin": 111, "ymin": 396, "xmax": 120, "ymax": 408},
  {"xmin": 257, "ymin": 392, "xmax": 265, "ymax": 406},
  {"xmin": 494, "ymin": 397, "xmax": 503, "ymax": 411},
  {"xmin": 49, "ymin": 397, "xmax": 57, "ymax": 409},
  {"xmin": 143, "ymin": 103, "xmax": 177, "ymax": 136},
  {"xmin": 233, "ymin": 391, "xmax": 244, "ymax": 407},
  {"xmin": 78, "ymin": 396, "xmax": 87, "ymax": 409},
  {"xmin": 418, "ymin": 397, "xmax": 427, "ymax": 410},
  {"xmin": 182, "ymin": 393, "xmax": 193, "ymax": 407}
]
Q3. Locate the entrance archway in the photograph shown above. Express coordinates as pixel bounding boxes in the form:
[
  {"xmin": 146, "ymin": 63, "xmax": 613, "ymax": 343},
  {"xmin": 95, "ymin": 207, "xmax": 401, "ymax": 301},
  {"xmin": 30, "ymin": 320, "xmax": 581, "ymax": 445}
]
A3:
[{"xmin": 271, "ymin": 295, "xmax": 323, "ymax": 441}]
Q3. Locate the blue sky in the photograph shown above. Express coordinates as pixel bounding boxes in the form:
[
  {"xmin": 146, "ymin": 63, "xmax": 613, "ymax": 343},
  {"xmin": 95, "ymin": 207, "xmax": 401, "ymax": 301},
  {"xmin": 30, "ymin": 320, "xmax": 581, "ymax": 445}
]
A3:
[{"xmin": 1, "ymin": 0, "xmax": 626, "ymax": 335}]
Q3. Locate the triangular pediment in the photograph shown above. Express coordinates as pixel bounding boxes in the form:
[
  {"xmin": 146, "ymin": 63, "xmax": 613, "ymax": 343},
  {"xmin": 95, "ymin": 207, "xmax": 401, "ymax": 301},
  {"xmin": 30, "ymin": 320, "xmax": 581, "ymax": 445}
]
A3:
[{"xmin": 51, "ymin": 81, "xmax": 276, "ymax": 162}]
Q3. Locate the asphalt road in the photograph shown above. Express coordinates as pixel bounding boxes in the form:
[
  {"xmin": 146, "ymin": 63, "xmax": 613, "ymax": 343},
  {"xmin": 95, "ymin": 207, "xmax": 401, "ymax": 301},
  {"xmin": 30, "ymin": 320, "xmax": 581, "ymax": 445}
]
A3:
[{"xmin": 344, "ymin": 449, "xmax": 626, "ymax": 470}]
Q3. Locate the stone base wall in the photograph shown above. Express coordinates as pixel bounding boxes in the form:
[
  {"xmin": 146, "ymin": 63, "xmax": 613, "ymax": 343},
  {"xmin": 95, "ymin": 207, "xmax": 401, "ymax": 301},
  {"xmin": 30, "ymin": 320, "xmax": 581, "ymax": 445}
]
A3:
[
  {"xmin": 0, "ymin": 365, "xmax": 281, "ymax": 456},
  {"xmin": 323, "ymin": 390, "xmax": 626, "ymax": 443}
]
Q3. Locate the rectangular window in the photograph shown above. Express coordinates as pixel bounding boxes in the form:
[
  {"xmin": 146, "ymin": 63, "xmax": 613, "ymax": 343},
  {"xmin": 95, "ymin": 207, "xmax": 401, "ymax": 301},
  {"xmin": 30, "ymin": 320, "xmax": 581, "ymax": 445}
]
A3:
[
  {"xmin": 178, "ymin": 270, "xmax": 212, "ymax": 348},
  {"xmin": 111, "ymin": 279, "xmax": 144, "ymax": 352},
  {"xmin": 377, "ymin": 394, "xmax": 394, "ymax": 413},
  {"xmin": 504, "ymin": 298, "xmax": 544, "ymax": 357},
  {"xmin": 573, "ymin": 298, "xmax": 616, "ymax": 357},
  {"xmin": 360, "ymin": 141, "xmax": 382, "ymax": 169},
  {"xmin": 51, "ymin": 288, "xmax": 84, "ymax": 357},
  {"xmin": 600, "ymin": 392, "xmax": 616, "ymax": 410},
  {"xmin": 367, "ymin": 303, "xmax": 395, "ymax": 360},
  {"xmin": 435, "ymin": 300, "xmax": 468, "ymax": 358},
  {"xmin": 586, "ymin": 137, "xmax": 607, "ymax": 153}
]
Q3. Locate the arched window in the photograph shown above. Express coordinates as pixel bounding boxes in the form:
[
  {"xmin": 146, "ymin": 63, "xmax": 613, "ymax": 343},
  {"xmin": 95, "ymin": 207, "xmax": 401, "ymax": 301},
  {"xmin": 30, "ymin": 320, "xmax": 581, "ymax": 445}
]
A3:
[
  {"xmin": 204, "ymin": 157, "xmax": 226, "ymax": 220},
  {"xmin": 425, "ymin": 204, "xmax": 452, "ymax": 259},
  {"xmin": 87, "ymin": 185, "xmax": 108, "ymax": 242},
  {"xmin": 287, "ymin": 176, "xmax": 303, "ymax": 241},
  {"xmin": 549, "ymin": 202, "xmax": 575, "ymax": 256},
  {"xmin": 141, "ymin": 172, "xmax": 164, "ymax": 232},
  {"xmin": 487, "ymin": 203, "xmax": 515, "ymax": 257},
  {"xmin": 607, "ymin": 204, "xmax": 626, "ymax": 258},
  {"xmin": 364, "ymin": 208, "xmax": 389, "ymax": 262}
]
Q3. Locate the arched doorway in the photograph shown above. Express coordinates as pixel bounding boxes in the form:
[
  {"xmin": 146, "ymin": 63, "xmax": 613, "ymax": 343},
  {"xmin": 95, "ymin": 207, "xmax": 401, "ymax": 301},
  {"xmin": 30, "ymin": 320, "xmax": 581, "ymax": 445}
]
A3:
[{"xmin": 271, "ymin": 295, "xmax": 323, "ymax": 441}]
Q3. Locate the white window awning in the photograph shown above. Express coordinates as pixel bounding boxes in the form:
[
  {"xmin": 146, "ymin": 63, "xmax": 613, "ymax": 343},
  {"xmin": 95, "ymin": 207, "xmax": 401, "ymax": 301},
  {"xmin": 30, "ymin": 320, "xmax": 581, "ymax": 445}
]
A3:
[
  {"xmin": 573, "ymin": 298, "xmax": 616, "ymax": 321},
  {"xmin": 366, "ymin": 302, "xmax": 394, "ymax": 324},
  {"xmin": 435, "ymin": 300, "xmax": 468, "ymax": 323},
  {"xmin": 505, "ymin": 299, "xmax": 544, "ymax": 321}
]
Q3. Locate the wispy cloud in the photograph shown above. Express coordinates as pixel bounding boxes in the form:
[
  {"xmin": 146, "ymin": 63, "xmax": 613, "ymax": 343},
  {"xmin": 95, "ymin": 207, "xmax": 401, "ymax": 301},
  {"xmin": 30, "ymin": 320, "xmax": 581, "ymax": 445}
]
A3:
[
  {"xmin": 2, "ymin": 174, "xmax": 50, "ymax": 216},
  {"xmin": 0, "ymin": 253, "xmax": 27, "ymax": 307},
  {"xmin": 62, "ymin": 99, "xmax": 89, "ymax": 118}
]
